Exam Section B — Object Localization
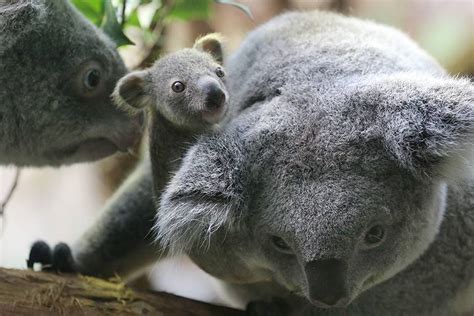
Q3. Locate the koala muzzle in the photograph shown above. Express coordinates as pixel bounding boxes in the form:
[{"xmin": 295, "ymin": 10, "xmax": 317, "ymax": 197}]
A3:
[
  {"xmin": 304, "ymin": 258, "xmax": 348, "ymax": 308},
  {"xmin": 198, "ymin": 77, "xmax": 226, "ymax": 111}
]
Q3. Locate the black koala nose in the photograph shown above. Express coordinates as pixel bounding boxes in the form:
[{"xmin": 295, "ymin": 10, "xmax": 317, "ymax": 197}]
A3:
[
  {"xmin": 198, "ymin": 77, "xmax": 226, "ymax": 111},
  {"xmin": 304, "ymin": 258, "xmax": 348, "ymax": 307}
]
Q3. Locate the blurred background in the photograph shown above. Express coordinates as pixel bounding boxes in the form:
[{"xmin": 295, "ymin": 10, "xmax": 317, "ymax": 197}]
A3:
[{"xmin": 1, "ymin": 0, "xmax": 473, "ymax": 309}]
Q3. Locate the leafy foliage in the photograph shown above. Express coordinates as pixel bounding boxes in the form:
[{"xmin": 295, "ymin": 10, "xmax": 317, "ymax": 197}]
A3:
[
  {"xmin": 72, "ymin": 0, "xmax": 252, "ymax": 48},
  {"xmin": 169, "ymin": 0, "xmax": 212, "ymax": 20}
]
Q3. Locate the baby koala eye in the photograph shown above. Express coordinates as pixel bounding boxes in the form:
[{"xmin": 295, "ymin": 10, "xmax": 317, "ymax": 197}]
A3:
[
  {"xmin": 215, "ymin": 67, "xmax": 225, "ymax": 78},
  {"xmin": 271, "ymin": 236, "xmax": 293, "ymax": 254},
  {"xmin": 363, "ymin": 225, "xmax": 386, "ymax": 247},
  {"xmin": 84, "ymin": 68, "xmax": 101, "ymax": 90},
  {"xmin": 171, "ymin": 81, "xmax": 186, "ymax": 93}
]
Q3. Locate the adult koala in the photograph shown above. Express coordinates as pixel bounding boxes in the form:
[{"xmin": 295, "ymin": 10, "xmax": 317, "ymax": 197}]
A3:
[
  {"xmin": 157, "ymin": 11, "xmax": 474, "ymax": 315},
  {"xmin": 0, "ymin": 0, "xmax": 142, "ymax": 166},
  {"xmin": 30, "ymin": 11, "xmax": 473, "ymax": 315}
]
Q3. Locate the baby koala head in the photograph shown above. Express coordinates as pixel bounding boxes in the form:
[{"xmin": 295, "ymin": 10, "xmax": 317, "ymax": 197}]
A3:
[{"xmin": 113, "ymin": 34, "xmax": 228, "ymax": 130}]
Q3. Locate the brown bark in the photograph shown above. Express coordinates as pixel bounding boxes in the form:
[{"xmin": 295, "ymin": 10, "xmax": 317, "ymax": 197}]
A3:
[{"xmin": 0, "ymin": 268, "xmax": 245, "ymax": 316}]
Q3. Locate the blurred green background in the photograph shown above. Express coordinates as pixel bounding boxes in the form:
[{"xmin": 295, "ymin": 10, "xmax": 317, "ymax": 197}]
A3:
[{"xmin": 71, "ymin": 0, "xmax": 473, "ymax": 76}]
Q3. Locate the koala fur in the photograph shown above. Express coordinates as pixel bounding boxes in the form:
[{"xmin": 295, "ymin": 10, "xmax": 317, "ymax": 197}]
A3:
[
  {"xmin": 156, "ymin": 11, "xmax": 474, "ymax": 315},
  {"xmin": 0, "ymin": 0, "xmax": 142, "ymax": 166},
  {"xmin": 28, "ymin": 34, "xmax": 230, "ymax": 278},
  {"xmin": 30, "ymin": 11, "xmax": 473, "ymax": 315}
]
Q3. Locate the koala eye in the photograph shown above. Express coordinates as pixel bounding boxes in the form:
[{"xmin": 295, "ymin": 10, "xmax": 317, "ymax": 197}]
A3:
[
  {"xmin": 69, "ymin": 61, "xmax": 106, "ymax": 99},
  {"xmin": 215, "ymin": 67, "xmax": 225, "ymax": 78},
  {"xmin": 364, "ymin": 225, "xmax": 386, "ymax": 247},
  {"xmin": 84, "ymin": 68, "xmax": 101, "ymax": 90},
  {"xmin": 271, "ymin": 236, "xmax": 293, "ymax": 254},
  {"xmin": 172, "ymin": 81, "xmax": 185, "ymax": 93}
]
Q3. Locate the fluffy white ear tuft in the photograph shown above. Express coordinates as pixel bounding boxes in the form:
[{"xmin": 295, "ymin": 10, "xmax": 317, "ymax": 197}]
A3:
[
  {"xmin": 112, "ymin": 71, "xmax": 152, "ymax": 115},
  {"xmin": 193, "ymin": 33, "xmax": 225, "ymax": 65},
  {"xmin": 368, "ymin": 74, "xmax": 474, "ymax": 180}
]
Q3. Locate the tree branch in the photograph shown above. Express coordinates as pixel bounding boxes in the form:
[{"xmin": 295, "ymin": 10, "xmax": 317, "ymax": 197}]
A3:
[{"xmin": 0, "ymin": 268, "xmax": 245, "ymax": 316}]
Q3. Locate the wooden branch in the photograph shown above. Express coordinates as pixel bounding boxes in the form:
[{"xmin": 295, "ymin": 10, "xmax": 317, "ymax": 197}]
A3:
[{"xmin": 0, "ymin": 268, "xmax": 245, "ymax": 316}]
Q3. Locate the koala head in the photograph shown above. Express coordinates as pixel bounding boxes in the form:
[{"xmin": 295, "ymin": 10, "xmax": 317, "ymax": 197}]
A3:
[
  {"xmin": 0, "ymin": 0, "xmax": 143, "ymax": 166},
  {"xmin": 156, "ymin": 74, "xmax": 473, "ymax": 308},
  {"xmin": 113, "ymin": 34, "xmax": 228, "ymax": 131}
]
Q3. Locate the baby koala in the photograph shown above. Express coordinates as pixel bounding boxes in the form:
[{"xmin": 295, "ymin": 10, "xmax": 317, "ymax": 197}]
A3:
[
  {"xmin": 27, "ymin": 34, "xmax": 230, "ymax": 275},
  {"xmin": 113, "ymin": 33, "xmax": 229, "ymax": 193},
  {"xmin": 113, "ymin": 33, "xmax": 228, "ymax": 131}
]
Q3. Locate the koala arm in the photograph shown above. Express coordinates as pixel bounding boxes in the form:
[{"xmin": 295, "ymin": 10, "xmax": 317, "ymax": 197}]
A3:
[
  {"xmin": 69, "ymin": 160, "xmax": 158, "ymax": 278},
  {"xmin": 29, "ymin": 159, "xmax": 159, "ymax": 279}
]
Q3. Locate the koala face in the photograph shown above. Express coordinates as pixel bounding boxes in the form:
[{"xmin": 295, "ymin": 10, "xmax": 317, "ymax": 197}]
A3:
[
  {"xmin": 113, "ymin": 34, "xmax": 228, "ymax": 131},
  {"xmin": 156, "ymin": 74, "xmax": 473, "ymax": 308},
  {"xmin": 249, "ymin": 155, "xmax": 446, "ymax": 308},
  {"xmin": 0, "ymin": 0, "xmax": 142, "ymax": 166},
  {"xmin": 149, "ymin": 50, "xmax": 228, "ymax": 128}
]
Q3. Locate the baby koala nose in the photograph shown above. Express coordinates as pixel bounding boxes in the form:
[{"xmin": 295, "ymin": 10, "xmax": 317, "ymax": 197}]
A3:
[{"xmin": 197, "ymin": 77, "xmax": 226, "ymax": 111}]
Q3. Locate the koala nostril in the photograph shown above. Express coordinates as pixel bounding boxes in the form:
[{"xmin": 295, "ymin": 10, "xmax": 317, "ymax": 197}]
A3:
[{"xmin": 315, "ymin": 292, "xmax": 345, "ymax": 306}]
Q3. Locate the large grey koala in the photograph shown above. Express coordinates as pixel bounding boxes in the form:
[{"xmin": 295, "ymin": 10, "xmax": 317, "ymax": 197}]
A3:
[
  {"xmin": 0, "ymin": 0, "xmax": 142, "ymax": 166},
  {"xmin": 30, "ymin": 11, "xmax": 473, "ymax": 315}
]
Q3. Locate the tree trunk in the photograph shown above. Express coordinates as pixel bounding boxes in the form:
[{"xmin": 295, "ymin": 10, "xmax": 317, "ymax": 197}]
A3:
[{"xmin": 0, "ymin": 268, "xmax": 244, "ymax": 316}]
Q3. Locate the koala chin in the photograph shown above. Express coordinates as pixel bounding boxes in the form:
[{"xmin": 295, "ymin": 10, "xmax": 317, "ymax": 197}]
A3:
[{"xmin": 29, "ymin": 10, "xmax": 473, "ymax": 316}]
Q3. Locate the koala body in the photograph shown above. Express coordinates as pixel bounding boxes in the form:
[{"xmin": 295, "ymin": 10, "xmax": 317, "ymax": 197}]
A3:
[
  {"xmin": 112, "ymin": 34, "xmax": 228, "ymax": 194},
  {"xmin": 157, "ymin": 11, "xmax": 474, "ymax": 315},
  {"xmin": 0, "ymin": 0, "xmax": 142, "ymax": 166},
  {"xmin": 30, "ymin": 11, "xmax": 473, "ymax": 315}
]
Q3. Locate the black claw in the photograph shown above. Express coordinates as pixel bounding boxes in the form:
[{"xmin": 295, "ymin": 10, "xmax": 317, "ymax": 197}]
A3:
[
  {"xmin": 53, "ymin": 242, "xmax": 76, "ymax": 273},
  {"xmin": 27, "ymin": 240, "xmax": 52, "ymax": 269}
]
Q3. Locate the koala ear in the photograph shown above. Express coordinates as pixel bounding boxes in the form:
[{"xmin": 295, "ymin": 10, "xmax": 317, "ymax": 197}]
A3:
[
  {"xmin": 112, "ymin": 71, "xmax": 152, "ymax": 114},
  {"xmin": 193, "ymin": 33, "xmax": 225, "ymax": 65},
  {"xmin": 155, "ymin": 131, "xmax": 248, "ymax": 255},
  {"xmin": 0, "ymin": 0, "xmax": 46, "ymax": 48},
  {"xmin": 369, "ymin": 74, "xmax": 474, "ymax": 179}
]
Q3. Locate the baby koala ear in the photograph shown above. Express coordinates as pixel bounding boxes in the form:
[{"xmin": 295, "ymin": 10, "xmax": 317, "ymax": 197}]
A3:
[
  {"xmin": 112, "ymin": 70, "xmax": 152, "ymax": 114},
  {"xmin": 193, "ymin": 33, "xmax": 225, "ymax": 65}
]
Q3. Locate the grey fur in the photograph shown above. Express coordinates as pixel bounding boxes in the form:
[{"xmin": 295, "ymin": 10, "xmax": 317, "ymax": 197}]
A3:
[
  {"xmin": 0, "ymin": 0, "xmax": 142, "ymax": 166},
  {"xmin": 56, "ymin": 35, "xmax": 229, "ymax": 278},
  {"xmin": 30, "ymin": 10, "xmax": 473, "ymax": 315},
  {"xmin": 156, "ymin": 11, "xmax": 474, "ymax": 315}
]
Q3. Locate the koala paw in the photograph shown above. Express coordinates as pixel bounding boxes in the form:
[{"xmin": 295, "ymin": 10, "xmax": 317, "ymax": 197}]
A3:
[
  {"xmin": 52, "ymin": 242, "xmax": 76, "ymax": 273},
  {"xmin": 27, "ymin": 240, "xmax": 53, "ymax": 270},
  {"xmin": 27, "ymin": 241, "xmax": 76, "ymax": 273},
  {"xmin": 246, "ymin": 301, "xmax": 288, "ymax": 316}
]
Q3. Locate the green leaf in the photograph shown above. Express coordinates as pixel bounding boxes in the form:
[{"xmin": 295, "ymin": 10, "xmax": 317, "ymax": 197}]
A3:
[
  {"xmin": 126, "ymin": 9, "xmax": 141, "ymax": 28},
  {"xmin": 168, "ymin": 0, "xmax": 212, "ymax": 21},
  {"xmin": 214, "ymin": 0, "xmax": 253, "ymax": 20},
  {"xmin": 72, "ymin": 0, "xmax": 105, "ymax": 25},
  {"xmin": 101, "ymin": 0, "xmax": 134, "ymax": 47}
]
